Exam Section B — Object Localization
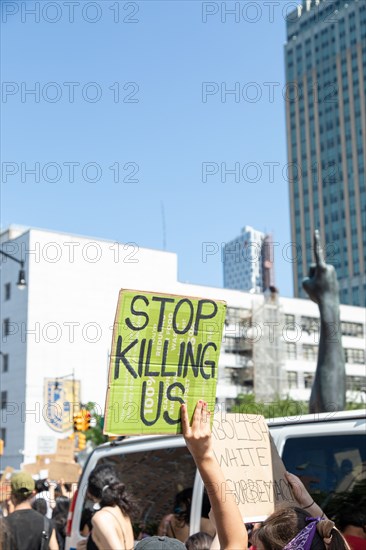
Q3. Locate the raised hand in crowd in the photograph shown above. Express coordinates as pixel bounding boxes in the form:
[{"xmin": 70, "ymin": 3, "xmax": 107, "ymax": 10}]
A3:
[
  {"xmin": 181, "ymin": 400, "xmax": 248, "ymax": 550},
  {"xmin": 284, "ymin": 471, "xmax": 327, "ymax": 519}
]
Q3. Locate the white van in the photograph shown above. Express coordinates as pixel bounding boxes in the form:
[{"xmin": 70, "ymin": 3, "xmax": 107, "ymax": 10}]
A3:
[{"xmin": 65, "ymin": 409, "xmax": 366, "ymax": 550}]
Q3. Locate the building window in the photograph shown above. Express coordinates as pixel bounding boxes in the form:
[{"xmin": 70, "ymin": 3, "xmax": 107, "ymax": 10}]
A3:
[
  {"xmin": 304, "ymin": 374, "xmax": 314, "ymax": 389},
  {"xmin": 286, "ymin": 342, "xmax": 297, "ymax": 359},
  {"xmin": 345, "ymin": 349, "xmax": 365, "ymax": 365},
  {"xmin": 2, "ymin": 354, "xmax": 9, "ymax": 373},
  {"xmin": 4, "ymin": 283, "xmax": 11, "ymax": 301},
  {"xmin": 3, "ymin": 318, "xmax": 10, "ymax": 337},
  {"xmin": 287, "ymin": 371, "xmax": 298, "ymax": 389},
  {"xmin": 285, "ymin": 314, "xmax": 295, "ymax": 326},
  {"xmin": 303, "ymin": 345, "xmax": 318, "ymax": 361},
  {"xmin": 1, "ymin": 391, "xmax": 7, "ymax": 410},
  {"xmin": 352, "ymin": 287, "xmax": 360, "ymax": 306},
  {"xmin": 341, "ymin": 322, "xmax": 364, "ymax": 338},
  {"xmin": 301, "ymin": 316, "xmax": 319, "ymax": 334},
  {"xmin": 346, "ymin": 376, "xmax": 366, "ymax": 392}
]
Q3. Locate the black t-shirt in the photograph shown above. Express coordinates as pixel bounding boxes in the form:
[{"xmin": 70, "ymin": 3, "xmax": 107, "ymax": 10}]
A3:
[{"xmin": 6, "ymin": 509, "xmax": 52, "ymax": 550}]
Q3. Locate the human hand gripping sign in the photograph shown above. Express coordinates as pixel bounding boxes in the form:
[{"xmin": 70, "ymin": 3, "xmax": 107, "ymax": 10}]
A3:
[
  {"xmin": 284, "ymin": 472, "xmax": 327, "ymax": 520},
  {"xmin": 181, "ymin": 400, "xmax": 213, "ymax": 463}
]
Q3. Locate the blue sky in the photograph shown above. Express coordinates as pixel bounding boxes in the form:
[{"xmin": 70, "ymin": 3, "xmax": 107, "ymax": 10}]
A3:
[{"xmin": 1, "ymin": 0, "xmax": 302, "ymax": 296}]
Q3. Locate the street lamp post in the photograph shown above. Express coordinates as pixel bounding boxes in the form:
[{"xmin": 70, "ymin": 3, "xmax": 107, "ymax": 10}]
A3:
[{"xmin": 0, "ymin": 250, "xmax": 26, "ymax": 289}]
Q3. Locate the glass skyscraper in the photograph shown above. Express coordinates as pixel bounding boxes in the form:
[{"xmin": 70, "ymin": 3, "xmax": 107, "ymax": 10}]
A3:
[
  {"xmin": 223, "ymin": 226, "xmax": 275, "ymax": 293},
  {"xmin": 285, "ymin": 0, "xmax": 366, "ymax": 306}
]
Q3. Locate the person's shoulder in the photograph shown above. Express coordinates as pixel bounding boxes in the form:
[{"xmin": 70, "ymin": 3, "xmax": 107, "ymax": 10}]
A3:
[
  {"xmin": 7, "ymin": 508, "xmax": 45, "ymax": 528},
  {"xmin": 92, "ymin": 507, "xmax": 116, "ymax": 525},
  {"xmin": 93, "ymin": 506, "xmax": 129, "ymax": 526},
  {"xmin": 7, "ymin": 508, "xmax": 38, "ymax": 519}
]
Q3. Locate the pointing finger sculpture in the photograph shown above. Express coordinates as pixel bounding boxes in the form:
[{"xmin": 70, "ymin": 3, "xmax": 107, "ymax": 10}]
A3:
[{"xmin": 302, "ymin": 230, "xmax": 346, "ymax": 413}]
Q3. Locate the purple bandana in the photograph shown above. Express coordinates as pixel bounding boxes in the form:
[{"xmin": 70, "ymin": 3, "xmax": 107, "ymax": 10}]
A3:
[{"xmin": 283, "ymin": 517, "xmax": 321, "ymax": 550}]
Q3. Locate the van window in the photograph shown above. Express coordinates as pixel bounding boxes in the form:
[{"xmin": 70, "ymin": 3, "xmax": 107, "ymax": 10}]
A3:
[
  {"xmin": 80, "ymin": 446, "xmax": 197, "ymax": 538},
  {"xmin": 282, "ymin": 435, "xmax": 366, "ymax": 512}
]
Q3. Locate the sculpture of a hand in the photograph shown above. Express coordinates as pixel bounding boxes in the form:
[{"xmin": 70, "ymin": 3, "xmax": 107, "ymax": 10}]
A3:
[
  {"xmin": 302, "ymin": 230, "xmax": 339, "ymax": 306},
  {"xmin": 302, "ymin": 230, "xmax": 345, "ymax": 413}
]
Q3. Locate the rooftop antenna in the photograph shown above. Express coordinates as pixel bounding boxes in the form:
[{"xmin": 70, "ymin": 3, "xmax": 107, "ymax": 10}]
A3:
[{"xmin": 161, "ymin": 201, "xmax": 167, "ymax": 250}]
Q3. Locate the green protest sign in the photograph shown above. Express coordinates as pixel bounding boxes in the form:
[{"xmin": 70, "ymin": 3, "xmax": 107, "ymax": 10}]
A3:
[{"xmin": 104, "ymin": 290, "xmax": 226, "ymax": 435}]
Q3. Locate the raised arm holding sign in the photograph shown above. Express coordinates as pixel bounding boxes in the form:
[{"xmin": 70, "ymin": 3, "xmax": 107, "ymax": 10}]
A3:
[{"xmin": 181, "ymin": 401, "xmax": 248, "ymax": 550}]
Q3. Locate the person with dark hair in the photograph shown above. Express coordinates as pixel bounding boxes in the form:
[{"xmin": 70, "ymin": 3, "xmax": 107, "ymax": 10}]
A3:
[
  {"xmin": 34, "ymin": 479, "xmax": 53, "ymax": 519},
  {"xmin": 246, "ymin": 522, "xmax": 262, "ymax": 549},
  {"xmin": 158, "ymin": 488, "xmax": 215, "ymax": 542},
  {"xmin": 185, "ymin": 531, "xmax": 213, "ymax": 550},
  {"xmin": 82, "ymin": 463, "xmax": 135, "ymax": 549},
  {"xmin": 32, "ymin": 497, "xmax": 48, "ymax": 516},
  {"xmin": 79, "ymin": 507, "xmax": 94, "ymax": 537},
  {"xmin": 337, "ymin": 509, "xmax": 366, "ymax": 550},
  {"xmin": 158, "ymin": 488, "xmax": 192, "ymax": 541},
  {"xmin": 6, "ymin": 472, "xmax": 59, "ymax": 550},
  {"xmin": 52, "ymin": 496, "xmax": 70, "ymax": 550}
]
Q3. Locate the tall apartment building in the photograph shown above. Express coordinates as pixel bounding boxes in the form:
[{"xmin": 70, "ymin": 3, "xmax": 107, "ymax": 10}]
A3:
[
  {"xmin": 223, "ymin": 226, "xmax": 275, "ymax": 293},
  {"xmin": 285, "ymin": 0, "xmax": 366, "ymax": 306},
  {"xmin": 1, "ymin": 226, "xmax": 365, "ymax": 468}
]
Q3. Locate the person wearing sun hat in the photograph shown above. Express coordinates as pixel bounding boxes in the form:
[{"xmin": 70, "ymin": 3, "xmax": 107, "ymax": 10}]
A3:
[{"xmin": 6, "ymin": 472, "xmax": 59, "ymax": 550}]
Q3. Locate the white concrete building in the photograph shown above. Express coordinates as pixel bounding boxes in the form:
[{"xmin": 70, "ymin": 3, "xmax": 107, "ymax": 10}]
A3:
[{"xmin": 1, "ymin": 226, "xmax": 365, "ymax": 468}]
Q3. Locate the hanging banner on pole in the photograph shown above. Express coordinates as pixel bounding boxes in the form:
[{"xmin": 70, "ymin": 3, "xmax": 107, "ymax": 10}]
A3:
[
  {"xmin": 44, "ymin": 378, "xmax": 81, "ymax": 433},
  {"xmin": 104, "ymin": 290, "xmax": 226, "ymax": 435}
]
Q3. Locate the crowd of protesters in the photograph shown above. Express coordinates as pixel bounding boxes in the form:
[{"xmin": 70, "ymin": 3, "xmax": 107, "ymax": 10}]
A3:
[
  {"xmin": 0, "ymin": 474, "xmax": 72, "ymax": 550},
  {"xmin": 1, "ymin": 401, "xmax": 365, "ymax": 550}
]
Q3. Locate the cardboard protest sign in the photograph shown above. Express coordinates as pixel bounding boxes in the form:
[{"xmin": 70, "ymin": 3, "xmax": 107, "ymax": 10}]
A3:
[
  {"xmin": 104, "ymin": 290, "xmax": 226, "ymax": 435},
  {"xmin": 22, "ymin": 463, "xmax": 43, "ymax": 476},
  {"xmin": 56, "ymin": 438, "xmax": 75, "ymax": 463},
  {"xmin": 22, "ymin": 460, "xmax": 81, "ymax": 483},
  {"xmin": 48, "ymin": 462, "xmax": 81, "ymax": 483},
  {"xmin": 212, "ymin": 412, "xmax": 296, "ymax": 521},
  {"xmin": 36, "ymin": 454, "xmax": 56, "ymax": 464}
]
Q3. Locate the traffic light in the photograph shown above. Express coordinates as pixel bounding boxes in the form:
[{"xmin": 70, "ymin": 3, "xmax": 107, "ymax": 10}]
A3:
[
  {"xmin": 78, "ymin": 433, "xmax": 86, "ymax": 451},
  {"xmin": 83, "ymin": 410, "xmax": 91, "ymax": 431},
  {"xmin": 0, "ymin": 439, "xmax": 3, "ymax": 455},
  {"xmin": 73, "ymin": 411, "xmax": 84, "ymax": 432}
]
